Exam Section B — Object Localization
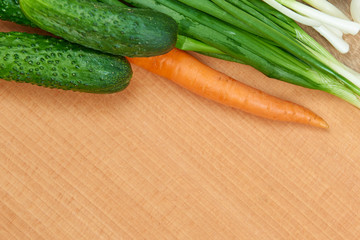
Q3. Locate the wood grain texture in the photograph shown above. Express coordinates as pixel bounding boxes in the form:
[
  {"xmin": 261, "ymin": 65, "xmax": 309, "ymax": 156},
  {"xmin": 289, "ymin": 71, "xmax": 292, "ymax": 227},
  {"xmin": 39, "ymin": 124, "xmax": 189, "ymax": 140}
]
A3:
[{"xmin": 1, "ymin": 1, "xmax": 360, "ymax": 239}]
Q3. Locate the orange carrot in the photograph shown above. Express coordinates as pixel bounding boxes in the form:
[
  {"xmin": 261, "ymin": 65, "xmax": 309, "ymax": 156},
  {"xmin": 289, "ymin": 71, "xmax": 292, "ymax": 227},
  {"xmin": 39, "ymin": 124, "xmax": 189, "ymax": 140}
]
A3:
[{"xmin": 127, "ymin": 48, "xmax": 328, "ymax": 128}]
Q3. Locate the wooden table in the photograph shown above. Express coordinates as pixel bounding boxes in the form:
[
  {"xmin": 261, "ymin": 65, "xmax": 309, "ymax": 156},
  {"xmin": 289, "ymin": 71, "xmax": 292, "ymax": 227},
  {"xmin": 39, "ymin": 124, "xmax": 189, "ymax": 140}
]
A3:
[{"xmin": 1, "ymin": 1, "xmax": 360, "ymax": 239}]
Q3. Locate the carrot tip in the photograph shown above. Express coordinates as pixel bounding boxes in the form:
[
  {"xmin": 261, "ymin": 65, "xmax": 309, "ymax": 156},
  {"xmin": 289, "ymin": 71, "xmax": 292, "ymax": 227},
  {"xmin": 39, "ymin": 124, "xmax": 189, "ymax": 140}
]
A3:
[
  {"xmin": 313, "ymin": 117, "xmax": 329, "ymax": 129},
  {"xmin": 319, "ymin": 119, "xmax": 330, "ymax": 129}
]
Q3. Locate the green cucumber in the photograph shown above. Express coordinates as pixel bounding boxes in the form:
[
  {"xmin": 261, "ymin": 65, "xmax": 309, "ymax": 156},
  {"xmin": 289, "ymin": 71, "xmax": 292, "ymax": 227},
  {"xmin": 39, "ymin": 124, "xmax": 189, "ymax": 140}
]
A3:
[
  {"xmin": 0, "ymin": 32, "xmax": 132, "ymax": 93},
  {"xmin": 19, "ymin": 0, "xmax": 178, "ymax": 57},
  {"xmin": 0, "ymin": 0, "xmax": 126, "ymax": 26},
  {"xmin": 0, "ymin": 0, "xmax": 36, "ymax": 26}
]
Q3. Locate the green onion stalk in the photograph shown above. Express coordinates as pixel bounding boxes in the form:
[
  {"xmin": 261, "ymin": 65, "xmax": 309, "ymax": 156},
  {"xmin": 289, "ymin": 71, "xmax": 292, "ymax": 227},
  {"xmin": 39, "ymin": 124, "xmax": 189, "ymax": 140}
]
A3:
[{"xmin": 302, "ymin": 0, "xmax": 349, "ymax": 20}]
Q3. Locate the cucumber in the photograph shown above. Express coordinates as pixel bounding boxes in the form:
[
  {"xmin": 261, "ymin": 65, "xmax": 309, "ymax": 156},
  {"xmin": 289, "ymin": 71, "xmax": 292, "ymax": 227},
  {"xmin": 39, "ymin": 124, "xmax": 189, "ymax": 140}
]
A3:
[
  {"xmin": 0, "ymin": 0, "xmax": 36, "ymax": 26},
  {"xmin": 0, "ymin": 0, "xmax": 126, "ymax": 26},
  {"xmin": 19, "ymin": 0, "xmax": 178, "ymax": 57},
  {"xmin": 0, "ymin": 32, "xmax": 132, "ymax": 93}
]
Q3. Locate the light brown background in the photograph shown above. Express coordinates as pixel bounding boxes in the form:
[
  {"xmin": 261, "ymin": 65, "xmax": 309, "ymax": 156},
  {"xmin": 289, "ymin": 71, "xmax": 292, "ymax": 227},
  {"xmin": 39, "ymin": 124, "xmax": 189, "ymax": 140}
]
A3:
[{"xmin": 1, "ymin": 1, "xmax": 360, "ymax": 239}]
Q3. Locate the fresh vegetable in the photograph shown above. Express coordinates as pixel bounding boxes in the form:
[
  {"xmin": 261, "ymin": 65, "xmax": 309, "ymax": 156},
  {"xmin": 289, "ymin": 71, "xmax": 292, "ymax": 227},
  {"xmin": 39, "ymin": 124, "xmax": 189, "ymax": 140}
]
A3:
[
  {"xmin": 266, "ymin": 0, "xmax": 359, "ymax": 34},
  {"xmin": 0, "ymin": 0, "xmax": 36, "ymax": 26},
  {"xmin": 175, "ymin": 35, "xmax": 245, "ymax": 64},
  {"xmin": 96, "ymin": 0, "xmax": 127, "ymax": 7},
  {"xmin": 19, "ymin": 0, "xmax": 178, "ymax": 57},
  {"xmin": 264, "ymin": 0, "xmax": 360, "ymax": 53},
  {"xmin": 351, "ymin": 0, "xmax": 360, "ymax": 23},
  {"xmin": 122, "ymin": 0, "xmax": 360, "ymax": 109},
  {"xmin": 302, "ymin": 0, "xmax": 349, "ymax": 20},
  {"xmin": 0, "ymin": 31, "xmax": 132, "ymax": 93},
  {"xmin": 263, "ymin": 0, "xmax": 350, "ymax": 53},
  {"xmin": 0, "ymin": 0, "xmax": 125, "ymax": 26},
  {"xmin": 128, "ymin": 48, "xmax": 328, "ymax": 128}
]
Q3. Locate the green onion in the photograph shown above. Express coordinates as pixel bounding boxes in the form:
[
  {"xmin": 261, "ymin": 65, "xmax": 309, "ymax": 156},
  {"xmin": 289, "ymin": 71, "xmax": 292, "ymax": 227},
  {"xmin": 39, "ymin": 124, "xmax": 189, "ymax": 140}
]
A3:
[
  {"xmin": 96, "ymin": 0, "xmax": 127, "ymax": 6},
  {"xmin": 264, "ymin": 0, "xmax": 360, "ymax": 55},
  {"xmin": 351, "ymin": 0, "xmax": 360, "ymax": 23},
  {"xmin": 175, "ymin": 35, "xmax": 245, "ymax": 63},
  {"xmin": 176, "ymin": 35, "xmax": 224, "ymax": 54},
  {"xmin": 274, "ymin": 0, "xmax": 360, "ymax": 35},
  {"xmin": 302, "ymin": 0, "xmax": 349, "ymax": 20}
]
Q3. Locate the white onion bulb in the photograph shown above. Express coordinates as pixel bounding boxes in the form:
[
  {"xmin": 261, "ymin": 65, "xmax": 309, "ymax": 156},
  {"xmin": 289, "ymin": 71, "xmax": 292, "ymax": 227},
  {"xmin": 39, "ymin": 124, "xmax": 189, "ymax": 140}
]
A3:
[{"xmin": 351, "ymin": 0, "xmax": 360, "ymax": 23}]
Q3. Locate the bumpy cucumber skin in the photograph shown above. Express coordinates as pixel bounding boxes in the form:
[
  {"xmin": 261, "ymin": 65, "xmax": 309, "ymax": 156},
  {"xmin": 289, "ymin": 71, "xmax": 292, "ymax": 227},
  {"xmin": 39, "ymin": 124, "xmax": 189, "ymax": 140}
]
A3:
[
  {"xmin": 19, "ymin": 0, "xmax": 178, "ymax": 57},
  {"xmin": 0, "ymin": 0, "xmax": 36, "ymax": 26},
  {"xmin": 0, "ymin": 0, "xmax": 125, "ymax": 26},
  {"xmin": 0, "ymin": 32, "xmax": 132, "ymax": 93}
]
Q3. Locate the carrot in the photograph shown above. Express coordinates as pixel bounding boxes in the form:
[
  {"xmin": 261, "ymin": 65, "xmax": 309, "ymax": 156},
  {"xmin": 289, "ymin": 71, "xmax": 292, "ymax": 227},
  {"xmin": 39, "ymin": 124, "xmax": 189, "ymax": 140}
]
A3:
[{"xmin": 127, "ymin": 48, "xmax": 329, "ymax": 128}]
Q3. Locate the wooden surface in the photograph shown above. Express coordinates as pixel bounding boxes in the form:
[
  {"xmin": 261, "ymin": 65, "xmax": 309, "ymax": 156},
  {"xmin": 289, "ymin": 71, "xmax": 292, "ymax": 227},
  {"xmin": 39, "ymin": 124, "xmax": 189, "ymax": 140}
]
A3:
[{"xmin": 1, "ymin": 1, "xmax": 360, "ymax": 239}]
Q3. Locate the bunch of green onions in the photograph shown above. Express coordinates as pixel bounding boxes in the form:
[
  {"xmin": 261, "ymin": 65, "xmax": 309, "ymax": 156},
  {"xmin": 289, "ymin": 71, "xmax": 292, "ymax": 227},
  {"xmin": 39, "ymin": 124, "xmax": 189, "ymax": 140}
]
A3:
[
  {"xmin": 264, "ymin": 0, "xmax": 360, "ymax": 54},
  {"xmin": 120, "ymin": 0, "xmax": 360, "ymax": 108}
]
